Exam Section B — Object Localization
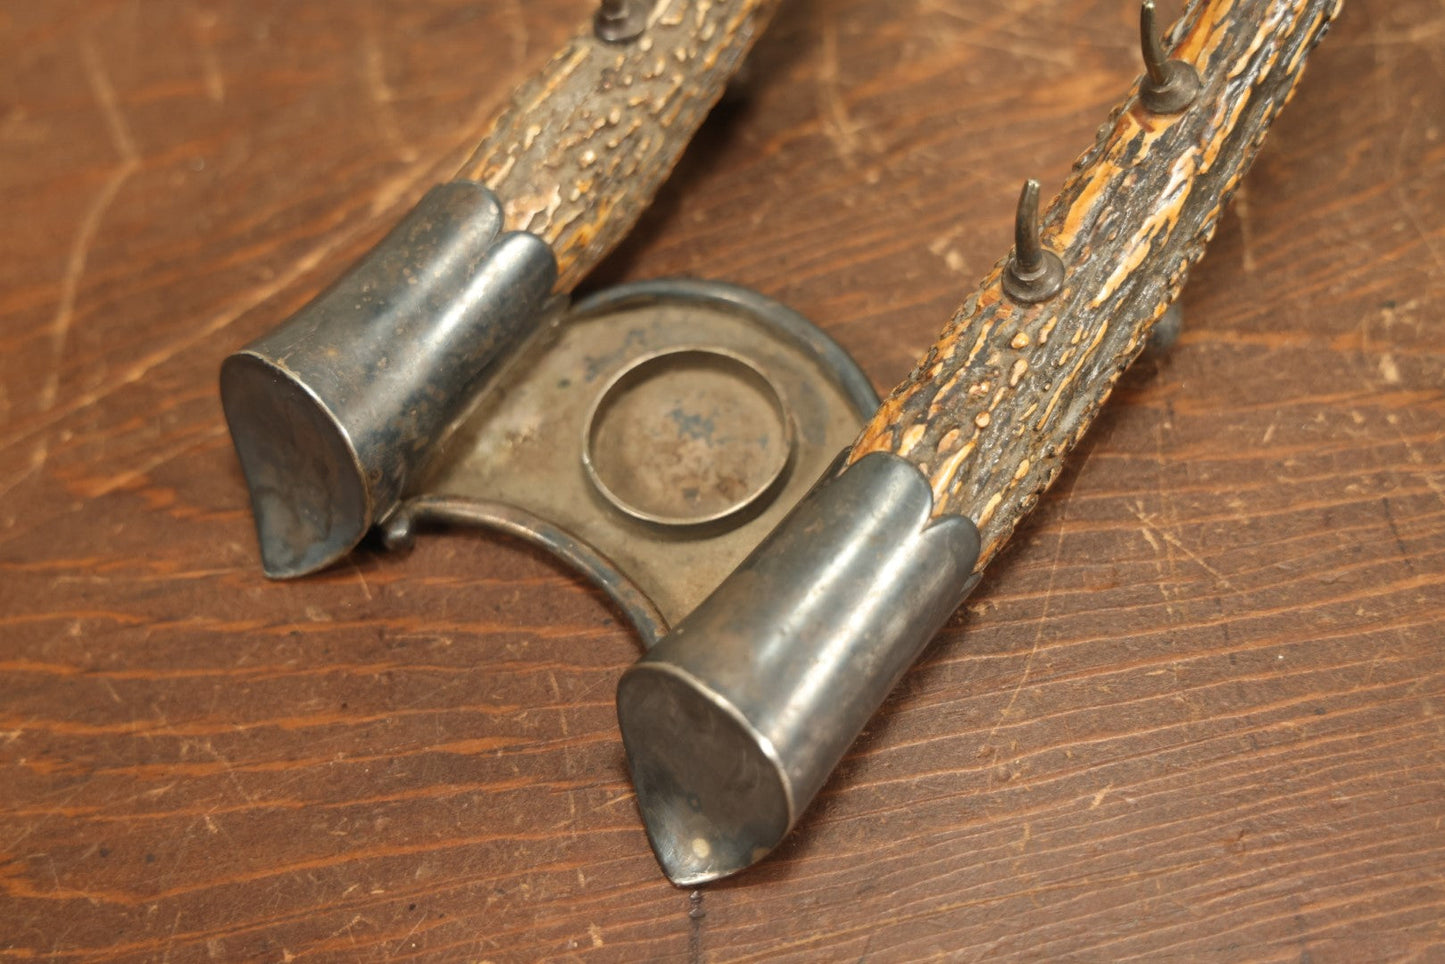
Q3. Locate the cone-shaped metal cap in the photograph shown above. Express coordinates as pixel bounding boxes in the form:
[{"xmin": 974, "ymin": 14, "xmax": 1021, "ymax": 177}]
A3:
[
  {"xmin": 618, "ymin": 663, "xmax": 793, "ymax": 885},
  {"xmin": 617, "ymin": 453, "xmax": 981, "ymax": 885},
  {"xmin": 219, "ymin": 182, "xmax": 557, "ymax": 578},
  {"xmin": 220, "ymin": 353, "xmax": 370, "ymax": 579}
]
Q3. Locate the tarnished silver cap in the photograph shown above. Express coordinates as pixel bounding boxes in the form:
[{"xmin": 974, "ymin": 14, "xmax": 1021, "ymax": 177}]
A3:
[
  {"xmin": 220, "ymin": 181, "xmax": 556, "ymax": 578},
  {"xmin": 617, "ymin": 452, "xmax": 981, "ymax": 885}
]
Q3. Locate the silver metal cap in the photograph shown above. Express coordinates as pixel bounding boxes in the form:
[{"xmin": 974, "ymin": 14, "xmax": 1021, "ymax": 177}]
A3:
[
  {"xmin": 618, "ymin": 452, "xmax": 981, "ymax": 884},
  {"xmin": 220, "ymin": 182, "xmax": 556, "ymax": 578}
]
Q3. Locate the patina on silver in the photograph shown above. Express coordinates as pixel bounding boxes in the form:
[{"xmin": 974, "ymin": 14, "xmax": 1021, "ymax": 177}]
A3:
[
  {"xmin": 617, "ymin": 452, "xmax": 982, "ymax": 885},
  {"xmin": 1003, "ymin": 179, "xmax": 1065, "ymax": 305},
  {"xmin": 219, "ymin": 179, "xmax": 917, "ymax": 887},
  {"xmin": 222, "ymin": 210, "xmax": 879, "ymax": 638},
  {"xmin": 400, "ymin": 279, "xmax": 879, "ymax": 643},
  {"xmin": 220, "ymin": 181, "xmax": 558, "ymax": 579},
  {"xmin": 583, "ymin": 347, "xmax": 796, "ymax": 529},
  {"xmin": 1139, "ymin": 0, "xmax": 1201, "ymax": 114},
  {"xmin": 594, "ymin": 0, "xmax": 650, "ymax": 43}
]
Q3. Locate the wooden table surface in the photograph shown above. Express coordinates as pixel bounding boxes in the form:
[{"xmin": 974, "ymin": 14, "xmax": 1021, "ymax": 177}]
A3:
[{"xmin": 2, "ymin": 1, "xmax": 1442, "ymax": 960}]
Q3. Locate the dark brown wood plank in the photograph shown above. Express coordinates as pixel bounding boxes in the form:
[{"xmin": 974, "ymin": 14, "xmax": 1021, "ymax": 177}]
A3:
[{"xmin": 2, "ymin": 0, "xmax": 1442, "ymax": 961}]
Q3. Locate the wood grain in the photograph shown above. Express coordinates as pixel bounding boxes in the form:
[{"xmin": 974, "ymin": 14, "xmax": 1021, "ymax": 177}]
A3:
[{"xmin": 2, "ymin": 0, "xmax": 1443, "ymax": 961}]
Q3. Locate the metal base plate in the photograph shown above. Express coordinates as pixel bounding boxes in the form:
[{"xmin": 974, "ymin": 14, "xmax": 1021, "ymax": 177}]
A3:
[{"xmin": 391, "ymin": 280, "xmax": 878, "ymax": 646}]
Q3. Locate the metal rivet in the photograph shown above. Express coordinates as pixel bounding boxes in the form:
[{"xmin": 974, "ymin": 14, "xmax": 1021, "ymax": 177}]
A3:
[
  {"xmin": 378, "ymin": 509, "xmax": 416, "ymax": 553},
  {"xmin": 1139, "ymin": 0, "xmax": 1201, "ymax": 114},
  {"xmin": 1003, "ymin": 179, "xmax": 1065, "ymax": 305},
  {"xmin": 595, "ymin": 0, "xmax": 648, "ymax": 44}
]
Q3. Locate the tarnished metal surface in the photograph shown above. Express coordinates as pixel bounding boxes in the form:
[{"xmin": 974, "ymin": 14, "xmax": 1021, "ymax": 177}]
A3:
[
  {"xmin": 220, "ymin": 181, "xmax": 557, "ymax": 578},
  {"xmin": 1002, "ymin": 179, "xmax": 1065, "ymax": 305},
  {"xmin": 1140, "ymin": 0, "xmax": 1202, "ymax": 114},
  {"xmin": 380, "ymin": 496, "xmax": 671, "ymax": 650},
  {"xmin": 583, "ymin": 348, "xmax": 795, "ymax": 528},
  {"xmin": 220, "ymin": 210, "xmax": 877, "ymax": 632},
  {"xmin": 416, "ymin": 279, "xmax": 878, "ymax": 629},
  {"xmin": 594, "ymin": 0, "xmax": 650, "ymax": 43},
  {"xmin": 616, "ymin": 452, "xmax": 982, "ymax": 885}
]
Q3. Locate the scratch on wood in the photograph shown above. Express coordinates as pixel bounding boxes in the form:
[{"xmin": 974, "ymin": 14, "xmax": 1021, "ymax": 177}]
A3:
[
  {"xmin": 347, "ymin": 558, "xmax": 375, "ymax": 603},
  {"xmin": 390, "ymin": 906, "xmax": 427, "ymax": 955},
  {"xmin": 1349, "ymin": 315, "xmax": 1445, "ymax": 511},
  {"xmin": 1, "ymin": 31, "xmax": 521, "ymax": 462},
  {"xmin": 986, "ymin": 509, "xmax": 1068, "ymax": 745},
  {"xmin": 190, "ymin": 10, "xmax": 226, "ymax": 103},
  {"xmin": 81, "ymin": 424, "xmax": 227, "ymax": 499},
  {"xmin": 361, "ymin": 10, "xmax": 421, "ymax": 164},
  {"xmin": 2, "ymin": 160, "xmax": 439, "ymax": 459},
  {"xmin": 817, "ymin": 19, "xmax": 861, "ymax": 165},
  {"xmin": 1153, "ymin": 418, "xmax": 1182, "ymax": 619},
  {"xmin": 503, "ymin": 0, "xmax": 530, "ymax": 66},
  {"xmin": 687, "ymin": 889, "xmax": 705, "ymax": 964},
  {"xmin": 1128, "ymin": 501, "xmax": 1238, "ymax": 592},
  {"xmin": 160, "ymin": 909, "xmax": 184, "ymax": 964},
  {"xmin": 924, "ymin": 0, "xmax": 1079, "ymax": 68},
  {"xmin": 0, "ymin": 442, "xmax": 48, "ymax": 502},
  {"xmin": 546, "ymin": 669, "xmax": 581, "ymax": 827},
  {"xmin": 43, "ymin": 40, "xmax": 141, "ymax": 412},
  {"xmin": 328, "ymin": 914, "xmax": 367, "ymax": 947}
]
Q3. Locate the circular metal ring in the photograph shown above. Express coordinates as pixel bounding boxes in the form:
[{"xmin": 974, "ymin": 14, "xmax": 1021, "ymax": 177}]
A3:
[{"xmin": 582, "ymin": 346, "xmax": 797, "ymax": 528}]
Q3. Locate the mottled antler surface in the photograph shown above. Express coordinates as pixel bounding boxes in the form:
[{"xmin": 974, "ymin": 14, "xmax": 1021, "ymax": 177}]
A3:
[
  {"xmin": 459, "ymin": 0, "xmax": 780, "ymax": 291},
  {"xmin": 850, "ymin": 0, "xmax": 1343, "ymax": 569}
]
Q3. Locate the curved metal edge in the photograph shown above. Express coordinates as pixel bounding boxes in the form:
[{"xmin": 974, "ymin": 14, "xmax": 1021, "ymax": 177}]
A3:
[
  {"xmin": 579, "ymin": 344, "xmax": 800, "ymax": 529},
  {"xmin": 570, "ymin": 279, "xmax": 882, "ymax": 421},
  {"xmin": 618, "ymin": 451, "xmax": 983, "ymax": 884},
  {"xmin": 381, "ymin": 495, "xmax": 669, "ymax": 650},
  {"xmin": 223, "ymin": 180, "xmax": 559, "ymax": 580},
  {"xmin": 220, "ymin": 349, "xmax": 372, "ymax": 580},
  {"xmin": 616, "ymin": 660, "xmax": 795, "ymax": 887}
]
